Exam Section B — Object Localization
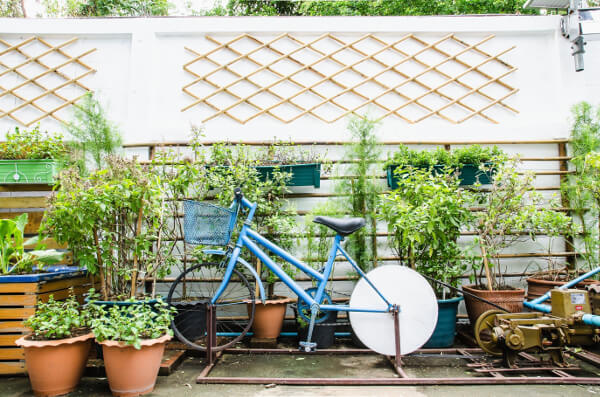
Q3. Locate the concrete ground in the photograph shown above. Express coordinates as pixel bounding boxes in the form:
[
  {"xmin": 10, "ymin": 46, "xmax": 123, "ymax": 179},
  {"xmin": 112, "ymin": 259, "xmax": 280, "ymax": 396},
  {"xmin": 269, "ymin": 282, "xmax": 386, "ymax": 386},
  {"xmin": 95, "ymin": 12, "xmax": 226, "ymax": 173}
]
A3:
[{"xmin": 3, "ymin": 349, "xmax": 600, "ymax": 397}]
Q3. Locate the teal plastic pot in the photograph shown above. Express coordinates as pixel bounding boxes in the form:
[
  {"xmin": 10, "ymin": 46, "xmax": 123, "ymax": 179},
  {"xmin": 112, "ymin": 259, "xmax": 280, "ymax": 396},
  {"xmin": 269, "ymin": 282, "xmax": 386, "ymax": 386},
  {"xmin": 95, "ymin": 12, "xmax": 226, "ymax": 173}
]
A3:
[
  {"xmin": 423, "ymin": 296, "xmax": 463, "ymax": 348},
  {"xmin": 458, "ymin": 163, "xmax": 494, "ymax": 185}
]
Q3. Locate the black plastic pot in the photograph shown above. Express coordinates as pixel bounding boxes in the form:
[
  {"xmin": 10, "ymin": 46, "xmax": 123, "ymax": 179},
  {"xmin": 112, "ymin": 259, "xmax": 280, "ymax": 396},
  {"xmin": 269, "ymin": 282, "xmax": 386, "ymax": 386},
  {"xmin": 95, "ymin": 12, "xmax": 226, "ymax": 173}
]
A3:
[
  {"xmin": 172, "ymin": 301, "xmax": 207, "ymax": 342},
  {"xmin": 295, "ymin": 310, "xmax": 338, "ymax": 349}
]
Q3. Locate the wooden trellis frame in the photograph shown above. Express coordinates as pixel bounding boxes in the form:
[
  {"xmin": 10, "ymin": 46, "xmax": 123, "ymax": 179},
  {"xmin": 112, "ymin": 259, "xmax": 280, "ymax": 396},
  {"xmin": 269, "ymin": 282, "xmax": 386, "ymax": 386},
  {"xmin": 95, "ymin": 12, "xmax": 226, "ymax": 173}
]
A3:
[
  {"xmin": 182, "ymin": 33, "xmax": 518, "ymax": 124},
  {"xmin": 0, "ymin": 36, "xmax": 96, "ymax": 126}
]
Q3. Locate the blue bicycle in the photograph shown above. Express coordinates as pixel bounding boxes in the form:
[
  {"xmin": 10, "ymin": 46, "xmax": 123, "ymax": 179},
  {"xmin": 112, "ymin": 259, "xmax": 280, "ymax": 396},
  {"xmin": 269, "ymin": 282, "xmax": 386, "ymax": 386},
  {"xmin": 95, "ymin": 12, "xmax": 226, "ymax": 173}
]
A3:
[{"xmin": 167, "ymin": 188, "xmax": 438, "ymax": 355}]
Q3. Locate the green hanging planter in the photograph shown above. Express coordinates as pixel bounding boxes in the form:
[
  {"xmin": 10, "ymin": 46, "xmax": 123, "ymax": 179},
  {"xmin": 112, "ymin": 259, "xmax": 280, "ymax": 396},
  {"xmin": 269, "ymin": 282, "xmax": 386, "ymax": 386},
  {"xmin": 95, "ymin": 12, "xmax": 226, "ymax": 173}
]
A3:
[
  {"xmin": 0, "ymin": 159, "xmax": 59, "ymax": 185},
  {"xmin": 255, "ymin": 163, "xmax": 321, "ymax": 188},
  {"xmin": 387, "ymin": 163, "xmax": 495, "ymax": 190}
]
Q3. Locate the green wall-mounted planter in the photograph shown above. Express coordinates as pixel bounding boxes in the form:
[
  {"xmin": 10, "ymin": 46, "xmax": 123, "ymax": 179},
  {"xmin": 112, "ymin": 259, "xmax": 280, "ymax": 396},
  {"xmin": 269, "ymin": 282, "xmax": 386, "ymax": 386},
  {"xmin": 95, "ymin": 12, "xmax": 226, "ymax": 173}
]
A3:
[
  {"xmin": 255, "ymin": 163, "xmax": 321, "ymax": 188},
  {"xmin": 0, "ymin": 159, "xmax": 59, "ymax": 184},
  {"xmin": 387, "ymin": 163, "xmax": 494, "ymax": 190}
]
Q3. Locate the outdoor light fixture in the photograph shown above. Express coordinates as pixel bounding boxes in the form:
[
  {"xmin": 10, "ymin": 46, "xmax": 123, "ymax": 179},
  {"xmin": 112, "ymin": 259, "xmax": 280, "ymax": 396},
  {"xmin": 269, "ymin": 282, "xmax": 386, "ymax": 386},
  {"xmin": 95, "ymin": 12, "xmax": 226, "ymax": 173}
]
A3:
[{"xmin": 525, "ymin": 0, "xmax": 600, "ymax": 71}]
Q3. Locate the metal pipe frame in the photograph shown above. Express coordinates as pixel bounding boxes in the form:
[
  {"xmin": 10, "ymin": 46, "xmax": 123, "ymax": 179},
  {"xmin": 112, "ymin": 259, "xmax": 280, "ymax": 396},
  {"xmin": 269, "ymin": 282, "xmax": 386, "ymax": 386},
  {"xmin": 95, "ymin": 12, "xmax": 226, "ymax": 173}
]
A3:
[{"xmin": 195, "ymin": 345, "xmax": 600, "ymax": 385}]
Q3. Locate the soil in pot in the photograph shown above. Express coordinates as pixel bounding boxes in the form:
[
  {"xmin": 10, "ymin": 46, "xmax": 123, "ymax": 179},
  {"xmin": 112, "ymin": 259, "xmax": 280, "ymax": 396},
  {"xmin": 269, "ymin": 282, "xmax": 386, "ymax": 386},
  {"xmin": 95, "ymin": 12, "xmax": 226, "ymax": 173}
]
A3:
[
  {"xmin": 99, "ymin": 334, "xmax": 171, "ymax": 397},
  {"xmin": 16, "ymin": 333, "xmax": 93, "ymax": 397},
  {"xmin": 423, "ymin": 296, "xmax": 463, "ymax": 348},
  {"xmin": 295, "ymin": 310, "xmax": 338, "ymax": 349},
  {"xmin": 249, "ymin": 296, "xmax": 292, "ymax": 339},
  {"xmin": 462, "ymin": 285, "xmax": 525, "ymax": 327}
]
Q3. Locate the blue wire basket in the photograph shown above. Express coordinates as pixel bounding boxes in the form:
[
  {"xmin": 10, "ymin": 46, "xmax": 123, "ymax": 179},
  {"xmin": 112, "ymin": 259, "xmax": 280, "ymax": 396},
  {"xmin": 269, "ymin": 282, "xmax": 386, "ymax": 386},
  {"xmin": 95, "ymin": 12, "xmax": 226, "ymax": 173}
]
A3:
[{"xmin": 183, "ymin": 200, "xmax": 238, "ymax": 246}]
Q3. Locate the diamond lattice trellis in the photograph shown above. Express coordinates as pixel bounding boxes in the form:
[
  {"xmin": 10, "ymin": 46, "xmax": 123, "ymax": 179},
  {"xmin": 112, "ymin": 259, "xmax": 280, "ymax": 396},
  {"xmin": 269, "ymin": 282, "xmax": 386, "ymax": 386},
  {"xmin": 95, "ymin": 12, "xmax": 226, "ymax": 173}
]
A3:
[
  {"xmin": 0, "ymin": 37, "xmax": 96, "ymax": 126},
  {"xmin": 182, "ymin": 33, "xmax": 518, "ymax": 124}
]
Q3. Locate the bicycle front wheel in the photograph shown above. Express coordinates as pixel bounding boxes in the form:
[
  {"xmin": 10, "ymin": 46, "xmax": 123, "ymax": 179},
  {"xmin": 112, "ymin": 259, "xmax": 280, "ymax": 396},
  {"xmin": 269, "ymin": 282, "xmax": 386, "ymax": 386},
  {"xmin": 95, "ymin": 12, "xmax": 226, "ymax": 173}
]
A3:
[{"xmin": 167, "ymin": 262, "xmax": 255, "ymax": 351}]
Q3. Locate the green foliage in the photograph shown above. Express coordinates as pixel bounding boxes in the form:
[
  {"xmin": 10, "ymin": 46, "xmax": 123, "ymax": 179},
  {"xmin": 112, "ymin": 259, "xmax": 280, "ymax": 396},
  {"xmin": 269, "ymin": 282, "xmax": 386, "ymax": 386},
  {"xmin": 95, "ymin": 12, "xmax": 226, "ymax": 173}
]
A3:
[
  {"xmin": 473, "ymin": 159, "xmax": 574, "ymax": 289},
  {"xmin": 304, "ymin": 201, "xmax": 341, "ymax": 267},
  {"xmin": 561, "ymin": 102, "xmax": 600, "ymax": 272},
  {"xmin": 25, "ymin": 295, "xmax": 92, "ymax": 340},
  {"xmin": 43, "ymin": 0, "xmax": 171, "ymax": 16},
  {"xmin": 384, "ymin": 144, "xmax": 505, "ymax": 169},
  {"xmin": 0, "ymin": 0, "xmax": 24, "ymax": 17},
  {"xmin": 66, "ymin": 93, "xmax": 123, "ymax": 173},
  {"xmin": 335, "ymin": 116, "xmax": 381, "ymax": 271},
  {"xmin": 0, "ymin": 126, "xmax": 68, "ymax": 160},
  {"xmin": 378, "ymin": 168, "xmax": 474, "ymax": 297},
  {"xmin": 90, "ymin": 298, "xmax": 175, "ymax": 349},
  {"xmin": 43, "ymin": 157, "xmax": 169, "ymax": 300},
  {"xmin": 221, "ymin": 0, "xmax": 537, "ymax": 16},
  {"xmin": 0, "ymin": 213, "xmax": 64, "ymax": 275}
]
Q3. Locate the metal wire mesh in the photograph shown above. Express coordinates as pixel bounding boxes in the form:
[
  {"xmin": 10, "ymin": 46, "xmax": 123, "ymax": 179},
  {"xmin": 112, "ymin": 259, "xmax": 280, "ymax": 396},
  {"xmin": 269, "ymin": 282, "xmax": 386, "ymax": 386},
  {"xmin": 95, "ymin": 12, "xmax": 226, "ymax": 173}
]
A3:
[{"xmin": 183, "ymin": 200, "xmax": 237, "ymax": 246}]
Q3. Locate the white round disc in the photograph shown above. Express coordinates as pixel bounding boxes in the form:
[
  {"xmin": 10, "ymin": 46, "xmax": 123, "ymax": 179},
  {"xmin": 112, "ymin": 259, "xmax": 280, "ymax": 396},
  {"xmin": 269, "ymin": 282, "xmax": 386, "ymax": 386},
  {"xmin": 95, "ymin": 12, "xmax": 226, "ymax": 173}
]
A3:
[{"xmin": 349, "ymin": 265, "xmax": 438, "ymax": 356}]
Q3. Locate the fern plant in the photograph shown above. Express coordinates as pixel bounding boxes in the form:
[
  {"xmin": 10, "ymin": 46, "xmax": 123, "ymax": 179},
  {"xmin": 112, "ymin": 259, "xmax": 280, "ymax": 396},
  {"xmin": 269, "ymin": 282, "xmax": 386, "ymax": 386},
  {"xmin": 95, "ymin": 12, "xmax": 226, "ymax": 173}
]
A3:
[{"xmin": 66, "ymin": 92, "xmax": 122, "ymax": 173}]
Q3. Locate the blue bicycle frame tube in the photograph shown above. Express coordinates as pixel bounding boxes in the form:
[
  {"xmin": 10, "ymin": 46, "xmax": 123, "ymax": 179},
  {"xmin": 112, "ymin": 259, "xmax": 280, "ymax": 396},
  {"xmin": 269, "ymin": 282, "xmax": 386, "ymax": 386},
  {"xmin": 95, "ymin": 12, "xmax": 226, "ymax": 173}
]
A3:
[{"xmin": 209, "ymin": 195, "xmax": 390, "ymax": 314}]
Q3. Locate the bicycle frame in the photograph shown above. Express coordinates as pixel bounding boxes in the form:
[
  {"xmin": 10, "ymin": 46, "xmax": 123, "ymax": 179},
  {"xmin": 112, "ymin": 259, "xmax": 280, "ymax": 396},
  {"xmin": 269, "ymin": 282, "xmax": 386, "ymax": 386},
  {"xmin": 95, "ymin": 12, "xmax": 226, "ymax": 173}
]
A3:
[{"xmin": 209, "ymin": 196, "xmax": 392, "ymax": 315}]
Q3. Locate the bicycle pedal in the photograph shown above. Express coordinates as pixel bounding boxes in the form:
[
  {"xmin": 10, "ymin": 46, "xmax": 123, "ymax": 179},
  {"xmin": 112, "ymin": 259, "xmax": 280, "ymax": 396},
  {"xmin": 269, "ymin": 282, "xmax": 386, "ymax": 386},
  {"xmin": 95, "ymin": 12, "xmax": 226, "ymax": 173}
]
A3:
[{"xmin": 299, "ymin": 341, "xmax": 317, "ymax": 353}]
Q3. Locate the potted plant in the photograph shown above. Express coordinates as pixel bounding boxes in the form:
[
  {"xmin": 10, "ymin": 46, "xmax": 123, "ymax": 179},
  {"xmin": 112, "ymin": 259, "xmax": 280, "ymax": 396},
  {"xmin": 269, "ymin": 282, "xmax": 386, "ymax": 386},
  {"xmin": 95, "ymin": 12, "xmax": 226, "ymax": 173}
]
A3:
[
  {"xmin": 0, "ymin": 126, "xmax": 68, "ymax": 184},
  {"xmin": 379, "ymin": 168, "xmax": 473, "ymax": 347},
  {"xmin": 42, "ymin": 157, "xmax": 172, "ymax": 302},
  {"xmin": 385, "ymin": 144, "xmax": 505, "ymax": 189},
  {"xmin": 464, "ymin": 159, "xmax": 570, "ymax": 325},
  {"xmin": 16, "ymin": 296, "xmax": 94, "ymax": 397},
  {"xmin": 90, "ymin": 297, "xmax": 175, "ymax": 397}
]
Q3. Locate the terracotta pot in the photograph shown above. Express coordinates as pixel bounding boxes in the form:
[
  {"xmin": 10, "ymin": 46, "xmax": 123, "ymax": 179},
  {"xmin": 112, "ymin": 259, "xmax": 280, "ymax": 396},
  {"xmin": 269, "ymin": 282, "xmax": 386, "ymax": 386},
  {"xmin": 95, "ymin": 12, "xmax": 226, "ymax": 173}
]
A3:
[
  {"xmin": 16, "ymin": 333, "xmax": 93, "ymax": 397},
  {"xmin": 98, "ymin": 334, "xmax": 172, "ymax": 397},
  {"xmin": 462, "ymin": 285, "xmax": 525, "ymax": 327},
  {"xmin": 249, "ymin": 296, "xmax": 292, "ymax": 339},
  {"xmin": 526, "ymin": 277, "xmax": 599, "ymax": 300}
]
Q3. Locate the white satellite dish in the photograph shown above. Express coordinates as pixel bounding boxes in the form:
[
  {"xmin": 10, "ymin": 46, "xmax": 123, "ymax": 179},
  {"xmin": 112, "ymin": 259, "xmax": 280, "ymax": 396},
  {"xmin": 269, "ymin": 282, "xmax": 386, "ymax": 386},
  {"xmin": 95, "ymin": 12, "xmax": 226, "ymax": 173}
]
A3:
[{"xmin": 349, "ymin": 265, "xmax": 438, "ymax": 356}]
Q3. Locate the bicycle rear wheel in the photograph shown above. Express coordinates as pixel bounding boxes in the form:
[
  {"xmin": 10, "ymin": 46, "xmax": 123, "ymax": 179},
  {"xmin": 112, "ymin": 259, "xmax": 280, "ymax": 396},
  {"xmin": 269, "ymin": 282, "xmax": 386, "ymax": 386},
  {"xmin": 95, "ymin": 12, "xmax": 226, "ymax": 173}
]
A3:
[{"xmin": 167, "ymin": 262, "xmax": 255, "ymax": 351}]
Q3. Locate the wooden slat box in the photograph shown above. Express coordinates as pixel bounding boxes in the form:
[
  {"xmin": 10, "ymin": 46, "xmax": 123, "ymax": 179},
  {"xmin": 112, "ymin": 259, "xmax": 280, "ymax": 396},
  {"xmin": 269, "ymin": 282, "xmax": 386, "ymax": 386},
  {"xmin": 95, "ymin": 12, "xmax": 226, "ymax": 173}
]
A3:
[{"xmin": 0, "ymin": 271, "xmax": 94, "ymax": 375}]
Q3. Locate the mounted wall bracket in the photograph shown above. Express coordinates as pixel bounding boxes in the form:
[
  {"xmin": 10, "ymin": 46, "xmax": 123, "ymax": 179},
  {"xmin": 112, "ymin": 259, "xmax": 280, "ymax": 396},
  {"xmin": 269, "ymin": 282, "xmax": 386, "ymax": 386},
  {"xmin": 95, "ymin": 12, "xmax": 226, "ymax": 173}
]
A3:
[{"xmin": 525, "ymin": 0, "xmax": 600, "ymax": 71}]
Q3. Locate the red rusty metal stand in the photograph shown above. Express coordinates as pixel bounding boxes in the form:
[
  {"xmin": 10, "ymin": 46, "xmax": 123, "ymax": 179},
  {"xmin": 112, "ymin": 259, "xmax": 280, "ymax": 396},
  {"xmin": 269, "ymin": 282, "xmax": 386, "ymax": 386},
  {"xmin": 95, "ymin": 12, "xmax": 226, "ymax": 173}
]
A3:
[{"xmin": 195, "ymin": 303, "xmax": 600, "ymax": 385}]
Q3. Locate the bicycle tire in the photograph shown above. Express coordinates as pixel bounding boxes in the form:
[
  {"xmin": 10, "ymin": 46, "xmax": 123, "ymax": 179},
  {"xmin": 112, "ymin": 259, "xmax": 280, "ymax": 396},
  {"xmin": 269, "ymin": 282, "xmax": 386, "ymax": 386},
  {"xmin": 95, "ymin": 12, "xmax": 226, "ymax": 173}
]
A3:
[{"xmin": 166, "ymin": 262, "xmax": 255, "ymax": 351}]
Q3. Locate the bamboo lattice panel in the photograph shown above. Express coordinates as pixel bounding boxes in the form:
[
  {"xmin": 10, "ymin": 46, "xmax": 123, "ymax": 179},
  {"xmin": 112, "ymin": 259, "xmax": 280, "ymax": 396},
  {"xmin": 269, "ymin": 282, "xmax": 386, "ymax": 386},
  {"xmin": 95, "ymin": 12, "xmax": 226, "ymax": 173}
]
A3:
[
  {"xmin": 182, "ymin": 33, "xmax": 518, "ymax": 124},
  {"xmin": 0, "ymin": 37, "xmax": 96, "ymax": 126}
]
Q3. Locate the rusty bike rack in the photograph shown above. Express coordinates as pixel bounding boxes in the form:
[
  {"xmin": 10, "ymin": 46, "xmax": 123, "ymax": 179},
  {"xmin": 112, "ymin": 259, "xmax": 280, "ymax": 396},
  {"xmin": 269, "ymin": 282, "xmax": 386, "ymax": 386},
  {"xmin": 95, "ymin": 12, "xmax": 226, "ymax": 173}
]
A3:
[{"xmin": 195, "ymin": 307, "xmax": 600, "ymax": 386}]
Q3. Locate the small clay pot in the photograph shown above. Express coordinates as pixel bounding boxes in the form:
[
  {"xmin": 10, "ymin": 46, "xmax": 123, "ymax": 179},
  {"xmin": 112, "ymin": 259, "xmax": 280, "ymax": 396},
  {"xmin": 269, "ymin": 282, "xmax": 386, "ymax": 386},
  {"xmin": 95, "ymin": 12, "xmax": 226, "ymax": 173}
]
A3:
[
  {"xmin": 98, "ymin": 334, "xmax": 172, "ymax": 397},
  {"xmin": 16, "ymin": 333, "xmax": 94, "ymax": 397},
  {"xmin": 249, "ymin": 296, "xmax": 293, "ymax": 339},
  {"xmin": 526, "ymin": 277, "xmax": 599, "ymax": 300}
]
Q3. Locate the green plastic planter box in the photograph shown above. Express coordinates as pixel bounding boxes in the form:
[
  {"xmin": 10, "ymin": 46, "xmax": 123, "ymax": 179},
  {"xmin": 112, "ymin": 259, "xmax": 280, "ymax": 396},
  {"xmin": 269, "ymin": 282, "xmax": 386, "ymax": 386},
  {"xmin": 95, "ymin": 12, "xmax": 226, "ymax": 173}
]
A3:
[
  {"xmin": 255, "ymin": 163, "xmax": 321, "ymax": 188},
  {"xmin": 0, "ymin": 159, "xmax": 59, "ymax": 184},
  {"xmin": 387, "ymin": 163, "xmax": 495, "ymax": 190}
]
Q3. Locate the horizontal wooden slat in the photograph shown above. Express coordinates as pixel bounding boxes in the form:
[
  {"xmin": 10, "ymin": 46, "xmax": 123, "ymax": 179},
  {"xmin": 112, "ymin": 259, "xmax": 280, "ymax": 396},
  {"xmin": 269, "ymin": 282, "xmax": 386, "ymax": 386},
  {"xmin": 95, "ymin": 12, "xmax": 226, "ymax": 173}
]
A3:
[
  {"xmin": 0, "ymin": 196, "xmax": 47, "ymax": 209},
  {"xmin": 37, "ymin": 276, "xmax": 93, "ymax": 294},
  {"xmin": 0, "ymin": 285, "xmax": 87, "ymax": 306},
  {"xmin": 0, "ymin": 348, "xmax": 25, "ymax": 360},
  {"xmin": 0, "ymin": 334, "xmax": 25, "ymax": 346},
  {"xmin": 0, "ymin": 307, "xmax": 35, "ymax": 320},
  {"xmin": 0, "ymin": 321, "xmax": 27, "ymax": 333},
  {"xmin": 0, "ymin": 283, "xmax": 38, "ymax": 293},
  {"xmin": 0, "ymin": 185, "xmax": 53, "ymax": 192},
  {"xmin": 0, "ymin": 295, "xmax": 35, "ymax": 306},
  {"xmin": 0, "ymin": 361, "xmax": 26, "ymax": 375}
]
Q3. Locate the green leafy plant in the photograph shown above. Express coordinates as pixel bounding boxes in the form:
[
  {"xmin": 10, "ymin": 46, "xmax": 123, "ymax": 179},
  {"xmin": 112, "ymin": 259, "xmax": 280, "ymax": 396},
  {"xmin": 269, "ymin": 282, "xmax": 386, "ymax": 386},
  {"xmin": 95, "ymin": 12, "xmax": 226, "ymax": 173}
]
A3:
[
  {"xmin": 473, "ymin": 159, "xmax": 574, "ymax": 290},
  {"xmin": 0, "ymin": 126, "xmax": 68, "ymax": 160},
  {"xmin": 90, "ymin": 298, "xmax": 175, "ymax": 349},
  {"xmin": 335, "ymin": 116, "xmax": 382, "ymax": 272},
  {"xmin": 452, "ymin": 145, "xmax": 505, "ymax": 167},
  {"xmin": 561, "ymin": 102, "xmax": 600, "ymax": 272},
  {"xmin": 384, "ymin": 144, "xmax": 505, "ymax": 170},
  {"xmin": 43, "ymin": 0, "xmax": 171, "ymax": 16},
  {"xmin": 24, "ymin": 295, "xmax": 91, "ymax": 340},
  {"xmin": 66, "ymin": 92, "xmax": 123, "ymax": 173},
  {"xmin": 0, "ymin": 213, "xmax": 64, "ymax": 275},
  {"xmin": 378, "ymin": 168, "xmax": 474, "ymax": 297},
  {"xmin": 43, "ymin": 157, "xmax": 169, "ymax": 301}
]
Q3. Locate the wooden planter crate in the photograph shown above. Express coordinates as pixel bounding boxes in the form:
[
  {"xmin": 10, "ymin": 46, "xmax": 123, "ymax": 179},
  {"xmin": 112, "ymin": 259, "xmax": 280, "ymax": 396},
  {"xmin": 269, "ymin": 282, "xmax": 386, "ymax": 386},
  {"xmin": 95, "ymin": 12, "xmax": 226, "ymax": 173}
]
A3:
[{"xmin": 0, "ymin": 272, "xmax": 94, "ymax": 375}]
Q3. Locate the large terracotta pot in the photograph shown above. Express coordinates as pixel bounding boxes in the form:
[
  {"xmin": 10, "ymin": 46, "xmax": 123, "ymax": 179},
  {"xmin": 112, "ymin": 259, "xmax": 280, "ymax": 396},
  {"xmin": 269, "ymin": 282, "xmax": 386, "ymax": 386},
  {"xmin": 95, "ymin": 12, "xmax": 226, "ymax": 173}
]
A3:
[
  {"xmin": 526, "ymin": 277, "xmax": 599, "ymax": 300},
  {"xmin": 462, "ymin": 285, "xmax": 525, "ymax": 327},
  {"xmin": 98, "ymin": 334, "xmax": 171, "ymax": 397},
  {"xmin": 249, "ymin": 296, "xmax": 293, "ymax": 339},
  {"xmin": 16, "ymin": 333, "xmax": 93, "ymax": 397}
]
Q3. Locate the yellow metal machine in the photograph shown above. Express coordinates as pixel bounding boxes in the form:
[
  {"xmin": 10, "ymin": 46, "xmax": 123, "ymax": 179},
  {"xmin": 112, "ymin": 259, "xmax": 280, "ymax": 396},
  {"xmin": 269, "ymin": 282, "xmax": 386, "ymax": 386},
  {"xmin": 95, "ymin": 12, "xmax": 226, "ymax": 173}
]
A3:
[{"xmin": 475, "ymin": 289, "xmax": 600, "ymax": 367}]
